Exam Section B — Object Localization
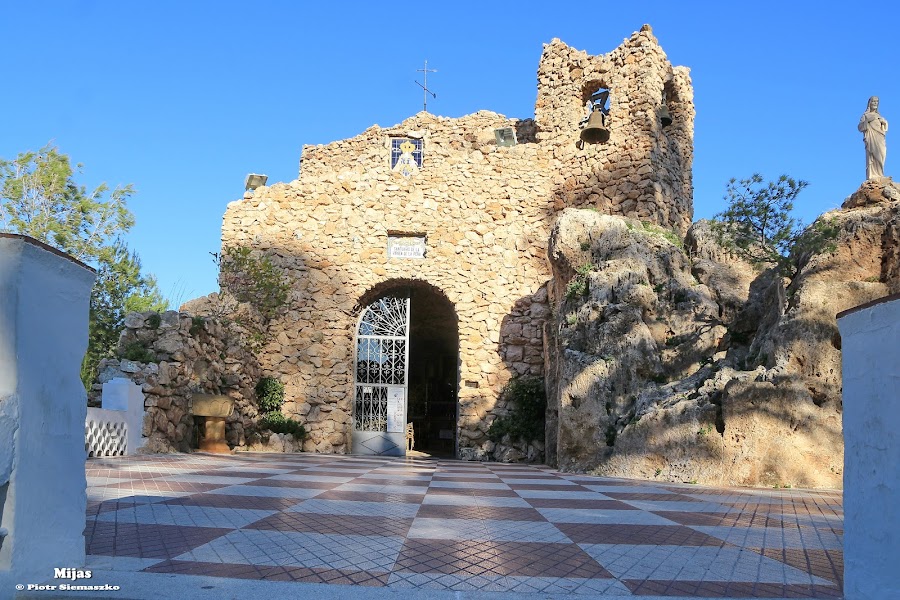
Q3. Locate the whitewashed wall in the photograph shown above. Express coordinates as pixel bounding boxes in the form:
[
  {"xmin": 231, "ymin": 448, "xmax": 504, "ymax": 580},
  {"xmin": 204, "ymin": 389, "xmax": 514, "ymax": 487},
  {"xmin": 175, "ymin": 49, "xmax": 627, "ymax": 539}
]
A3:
[
  {"xmin": 86, "ymin": 378, "xmax": 146, "ymax": 457},
  {"xmin": 0, "ymin": 235, "xmax": 95, "ymax": 591},
  {"xmin": 838, "ymin": 294, "xmax": 900, "ymax": 600}
]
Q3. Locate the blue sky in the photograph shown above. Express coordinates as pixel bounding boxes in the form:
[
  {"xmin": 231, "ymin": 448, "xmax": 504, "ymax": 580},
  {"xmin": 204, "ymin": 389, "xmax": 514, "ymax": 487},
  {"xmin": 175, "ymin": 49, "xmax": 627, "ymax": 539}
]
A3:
[{"xmin": 2, "ymin": 1, "xmax": 898, "ymax": 306}]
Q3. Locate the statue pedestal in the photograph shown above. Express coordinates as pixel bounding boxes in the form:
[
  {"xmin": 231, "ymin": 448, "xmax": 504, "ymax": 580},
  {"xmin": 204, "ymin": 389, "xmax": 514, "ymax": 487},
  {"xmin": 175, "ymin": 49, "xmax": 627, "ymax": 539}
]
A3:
[
  {"xmin": 192, "ymin": 394, "xmax": 234, "ymax": 454},
  {"xmin": 200, "ymin": 416, "xmax": 230, "ymax": 453}
]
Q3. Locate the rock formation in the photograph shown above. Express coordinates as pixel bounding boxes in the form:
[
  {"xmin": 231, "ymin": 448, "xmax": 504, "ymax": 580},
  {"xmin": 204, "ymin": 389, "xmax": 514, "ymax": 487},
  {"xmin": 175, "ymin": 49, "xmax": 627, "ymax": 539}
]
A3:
[
  {"xmin": 93, "ymin": 310, "xmax": 262, "ymax": 453},
  {"xmin": 546, "ymin": 178, "xmax": 900, "ymax": 488}
]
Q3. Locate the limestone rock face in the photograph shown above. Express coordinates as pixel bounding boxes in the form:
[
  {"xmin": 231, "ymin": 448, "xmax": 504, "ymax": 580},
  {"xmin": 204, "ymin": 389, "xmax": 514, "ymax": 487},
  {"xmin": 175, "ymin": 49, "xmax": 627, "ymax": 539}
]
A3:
[
  {"xmin": 841, "ymin": 176, "xmax": 900, "ymax": 209},
  {"xmin": 547, "ymin": 209, "xmax": 726, "ymax": 471},
  {"xmin": 547, "ymin": 186, "xmax": 900, "ymax": 488}
]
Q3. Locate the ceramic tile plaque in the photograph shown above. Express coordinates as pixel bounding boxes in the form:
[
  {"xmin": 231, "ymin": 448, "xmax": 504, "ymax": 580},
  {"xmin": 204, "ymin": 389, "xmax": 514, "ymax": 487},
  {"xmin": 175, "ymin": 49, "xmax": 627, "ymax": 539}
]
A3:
[{"xmin": 387, "ymin": 235, "xmax": 426, "ymax": 259}]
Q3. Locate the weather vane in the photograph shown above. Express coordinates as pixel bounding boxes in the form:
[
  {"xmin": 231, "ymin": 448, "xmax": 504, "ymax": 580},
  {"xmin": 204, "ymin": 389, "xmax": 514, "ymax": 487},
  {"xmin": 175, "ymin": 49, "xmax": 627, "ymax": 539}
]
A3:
[{"xmin": 415, "ymin": 60, "xmax": 437, "ymax": 112}]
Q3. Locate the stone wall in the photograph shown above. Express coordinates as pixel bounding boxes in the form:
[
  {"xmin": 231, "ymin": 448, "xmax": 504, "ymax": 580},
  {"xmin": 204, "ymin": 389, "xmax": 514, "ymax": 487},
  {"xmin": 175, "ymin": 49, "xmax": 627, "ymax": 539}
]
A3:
[
  {"xmin": 217, "ymin": 26, "xmax": 693, "ymax": 458},
  {"xmin": 96, "ymin": 311, "xmax": 261, "ymax": 453},
  {"xmin": 223, "ymin": 110, "xmax": 552, "ymax": 456}
]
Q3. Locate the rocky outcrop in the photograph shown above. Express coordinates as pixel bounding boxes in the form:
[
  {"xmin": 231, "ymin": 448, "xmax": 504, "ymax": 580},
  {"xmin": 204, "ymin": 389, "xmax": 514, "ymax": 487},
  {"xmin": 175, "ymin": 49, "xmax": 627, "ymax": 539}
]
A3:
[
  {"xmin": 94, "ymin": 310, "xmax": 262, "ymax": 453},
  {"xmin": 841, "ymin": 176, "xmax": 899, "ymax": 209},
  {"xmin": 547, "ymin": 180, "xmax": 900, "ymax": 488}
]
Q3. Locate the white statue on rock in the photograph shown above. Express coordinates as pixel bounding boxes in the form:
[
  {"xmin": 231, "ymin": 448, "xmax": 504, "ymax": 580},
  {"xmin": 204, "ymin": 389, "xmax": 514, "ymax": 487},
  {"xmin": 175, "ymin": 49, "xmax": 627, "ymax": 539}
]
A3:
[{"xmin": 858, "ymin": 96, "xmax": 888, "ymax": 179}]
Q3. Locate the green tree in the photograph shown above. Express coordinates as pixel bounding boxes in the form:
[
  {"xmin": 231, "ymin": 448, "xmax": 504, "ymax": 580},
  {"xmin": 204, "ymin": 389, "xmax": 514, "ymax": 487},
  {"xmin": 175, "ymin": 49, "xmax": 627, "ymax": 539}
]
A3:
[
  {"xmin": 0, "ymin": 144, "xmax": 166, "ymax": 387},
  {"xmin": 211, "ymin": 246, "xmax": 290, "ymax": 353},
  {"xmin": 711, "ymin": 174, "xmax": 839, "ymax": 277},
  {"xmin": 84, "ymin": 243, "xmax": 166, "ymax": 385}
]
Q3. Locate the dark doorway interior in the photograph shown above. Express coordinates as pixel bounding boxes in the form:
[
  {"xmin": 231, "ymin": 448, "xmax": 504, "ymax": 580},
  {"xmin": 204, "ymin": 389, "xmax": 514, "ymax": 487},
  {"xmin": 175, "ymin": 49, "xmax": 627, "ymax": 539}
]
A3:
[{"xmin": 406, "ymin": 287, "xmax": 458, "ymax": 458}]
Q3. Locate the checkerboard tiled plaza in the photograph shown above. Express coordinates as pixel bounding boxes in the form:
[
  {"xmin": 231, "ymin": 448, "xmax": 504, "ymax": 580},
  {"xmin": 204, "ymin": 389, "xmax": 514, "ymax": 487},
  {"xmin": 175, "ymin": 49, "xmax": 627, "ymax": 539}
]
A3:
[{"xmin": 82, "ymin": 453, "xmax": 843, "ymax": 598}]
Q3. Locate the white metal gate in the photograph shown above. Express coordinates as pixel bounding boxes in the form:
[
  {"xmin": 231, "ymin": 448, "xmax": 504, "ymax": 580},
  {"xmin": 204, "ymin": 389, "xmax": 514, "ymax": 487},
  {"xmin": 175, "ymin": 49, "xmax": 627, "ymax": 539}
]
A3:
[{"xmin": 352, "ymin": 295, "xmax": 410, "ymax": 456}]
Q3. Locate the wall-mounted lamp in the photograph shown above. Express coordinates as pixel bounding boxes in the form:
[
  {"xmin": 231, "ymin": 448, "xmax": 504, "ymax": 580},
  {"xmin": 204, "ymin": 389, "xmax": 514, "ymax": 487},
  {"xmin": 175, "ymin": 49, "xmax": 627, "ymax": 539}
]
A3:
[{"xmin": 244, "ymin": 173, "xmax": 268, "ymax": 191}]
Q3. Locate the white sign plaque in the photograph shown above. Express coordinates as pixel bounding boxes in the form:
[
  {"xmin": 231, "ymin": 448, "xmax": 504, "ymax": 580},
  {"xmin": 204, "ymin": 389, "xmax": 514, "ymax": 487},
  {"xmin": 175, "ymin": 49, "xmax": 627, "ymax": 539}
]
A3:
[
  {"xmin": 388, "ymin": 236, "xmax": 426, "ymax": 259},
  {"xmin": 386, "ymin": 386, "xmax": 405, "ymax": 433}
]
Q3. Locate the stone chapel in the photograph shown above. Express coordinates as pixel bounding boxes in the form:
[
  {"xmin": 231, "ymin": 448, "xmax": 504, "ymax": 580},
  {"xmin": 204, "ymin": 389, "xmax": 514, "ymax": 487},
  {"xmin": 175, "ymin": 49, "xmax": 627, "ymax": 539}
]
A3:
[{"xmin": 219, "ymin": 25, "xmax": 694, "ymax": 459}]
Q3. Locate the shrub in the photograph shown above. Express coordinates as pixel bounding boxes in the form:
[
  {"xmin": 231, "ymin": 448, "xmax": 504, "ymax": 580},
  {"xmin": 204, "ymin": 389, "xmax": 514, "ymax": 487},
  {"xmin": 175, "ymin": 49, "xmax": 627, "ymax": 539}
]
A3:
[
  {"xmin": 487, "ymin": 377, "xmax": 546, "ymax": 444},
  {"xmin": 605, "ymin": 424, "xmax": 617, "ymax": 446},
  {"xmin": 216, "ymin": 246, "xmax": 290, "ymax": 324},
  {"xmin": 122, "ymin": 341, "xmax": 154, "ymax": 363},
  {"xmin": 565, "ymin": 263, "xmax": 593, "ymax": 299},
  {"xmin": 146, "ymin": 312, "xmax": 161, "ymax": 329},
  {"xmin": 212, "ymin": 245, "xmax": 291, "ymax": 354},
  {"xmin": 189, "ymin": 316, "xmax": 206, "ymax": 336},
  {"xmin": 258, "ymin": 411, "xmax": 306, "ymax": 438},
  {"xmin": 255, "ymin": 377, "xmax": 285, "ymax": 413}
]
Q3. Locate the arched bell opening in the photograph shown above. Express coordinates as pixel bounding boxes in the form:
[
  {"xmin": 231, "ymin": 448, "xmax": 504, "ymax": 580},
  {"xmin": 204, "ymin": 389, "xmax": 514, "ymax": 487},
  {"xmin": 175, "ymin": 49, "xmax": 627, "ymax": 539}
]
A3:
[
  {"xmin": 578, "ymin": 82, "xmax": 611, "ymax": 146},
  {"xmin": 661, "ymin": 80, "xmax": 678, "ymax": 128},
  {"xmin": 351, "ymin": 280, "xmax": 459, "ymax": 457}
]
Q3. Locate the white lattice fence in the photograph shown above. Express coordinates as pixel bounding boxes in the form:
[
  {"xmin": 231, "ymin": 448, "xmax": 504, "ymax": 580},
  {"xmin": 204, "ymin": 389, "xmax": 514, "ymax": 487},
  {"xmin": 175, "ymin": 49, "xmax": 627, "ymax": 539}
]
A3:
[{"xmin": 85, "ymin": 408, "xmax": 128, "ymax": 457}]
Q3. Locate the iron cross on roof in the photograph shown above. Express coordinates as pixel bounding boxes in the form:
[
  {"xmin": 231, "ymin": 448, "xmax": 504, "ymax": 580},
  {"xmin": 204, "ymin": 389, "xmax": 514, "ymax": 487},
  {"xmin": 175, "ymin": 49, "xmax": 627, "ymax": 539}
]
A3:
[{"xmin": 415, "ymin": 60, "xmax": 437, "ymax": 112}]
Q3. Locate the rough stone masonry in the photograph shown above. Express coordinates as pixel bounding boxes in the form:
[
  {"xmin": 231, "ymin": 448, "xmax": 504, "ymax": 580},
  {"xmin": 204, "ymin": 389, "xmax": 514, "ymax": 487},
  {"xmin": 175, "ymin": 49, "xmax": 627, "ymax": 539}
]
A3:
[{"xmin": 215, "ymin": 25, "xmax": 693, "ymax": 458}]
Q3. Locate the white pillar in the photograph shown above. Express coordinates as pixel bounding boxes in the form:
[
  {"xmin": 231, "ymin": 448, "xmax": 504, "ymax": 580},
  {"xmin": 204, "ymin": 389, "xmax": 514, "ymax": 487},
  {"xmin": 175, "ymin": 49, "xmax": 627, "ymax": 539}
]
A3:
[
  {"xmin": 837, "ymin": 294, "xmax": 900, "ymax": 600},
  {"xmin": 102, "ymin": 377, "xmax": 146, "ymax": 454},
  {"xmin": 0, "ymin": 234, "xmax": 95, "ymax": 590}
]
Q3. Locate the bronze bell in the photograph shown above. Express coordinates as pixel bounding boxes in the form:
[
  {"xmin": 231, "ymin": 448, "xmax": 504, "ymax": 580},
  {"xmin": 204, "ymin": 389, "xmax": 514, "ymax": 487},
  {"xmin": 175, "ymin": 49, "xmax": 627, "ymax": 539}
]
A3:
[
  {"xmin": 660, "ymin": 105, "xmax": 673, "ymax": 127},
  {"xmin": 579, "ymin": 110, "xmax": 610, "ymax": 144}
]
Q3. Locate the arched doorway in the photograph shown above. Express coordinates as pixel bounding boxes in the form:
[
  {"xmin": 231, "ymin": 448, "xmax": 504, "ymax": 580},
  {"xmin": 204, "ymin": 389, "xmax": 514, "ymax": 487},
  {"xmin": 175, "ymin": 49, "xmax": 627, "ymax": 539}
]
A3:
[{"xmin": 352, "ymin": 282, "xmax": 458, "ymax": 457}]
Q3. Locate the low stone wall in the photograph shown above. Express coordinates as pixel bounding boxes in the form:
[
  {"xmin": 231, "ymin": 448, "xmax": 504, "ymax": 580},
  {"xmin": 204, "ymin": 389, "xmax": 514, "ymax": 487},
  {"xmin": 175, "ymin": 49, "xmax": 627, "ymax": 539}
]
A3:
[{"xmin": 96, "ymin": 310, "xmax": 262, "ymax": 453}]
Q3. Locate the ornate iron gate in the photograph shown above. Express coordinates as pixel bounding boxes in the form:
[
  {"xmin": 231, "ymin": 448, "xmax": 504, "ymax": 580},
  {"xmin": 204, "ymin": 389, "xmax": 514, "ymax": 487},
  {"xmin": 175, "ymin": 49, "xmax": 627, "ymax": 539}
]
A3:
[{"xmin": 352, "ymin": 295, "xmax": 410, "ymax": 456}]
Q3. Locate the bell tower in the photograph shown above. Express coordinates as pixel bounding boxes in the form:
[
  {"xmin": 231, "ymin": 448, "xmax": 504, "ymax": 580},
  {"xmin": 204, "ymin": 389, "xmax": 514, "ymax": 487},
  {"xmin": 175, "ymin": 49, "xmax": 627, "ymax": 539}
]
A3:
[{"xmin": 534, "ymin": 25, "xmax": 695, "ymax": 234}]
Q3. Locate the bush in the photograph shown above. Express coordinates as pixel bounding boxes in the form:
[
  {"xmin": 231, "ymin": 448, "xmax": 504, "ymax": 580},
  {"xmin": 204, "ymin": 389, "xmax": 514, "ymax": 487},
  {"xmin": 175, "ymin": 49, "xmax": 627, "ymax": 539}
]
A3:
[
  {"xmin": 122, "ymin": 341, "xmax": 154, "ymax": 363},
  {"xmin": 146, "ymin": 312, "xmax": 161, "ymax": 329},
  {"xmin": 487, "ymin": 377, "xmax": 546, "ymax": 444},
  {"xmin": 565, "ymin": 263, "xmax": 593, "ymax": 299},
  {"xmin": 255, "ymin": 377, "xmax": 285, "ymax": 413},
  {"xmin": 189, "ymin": 316, "xmax": 206, "ymax": 336},
  {"xmin": 258, "ymin": 411, "xmax": 306, "ymax": 438},
  {"xmin": 216, "ymin": 246, "xmax": 290, "ymax": 323}
]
